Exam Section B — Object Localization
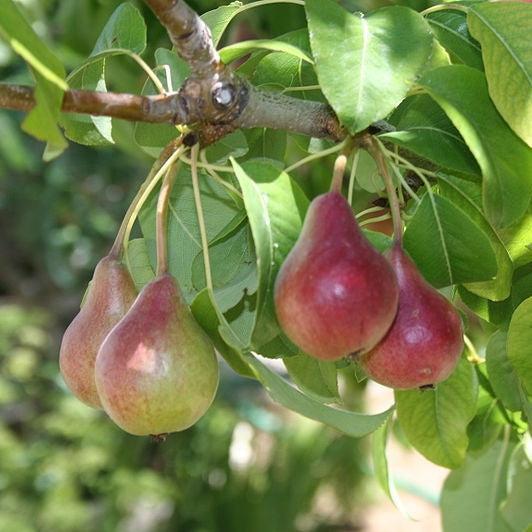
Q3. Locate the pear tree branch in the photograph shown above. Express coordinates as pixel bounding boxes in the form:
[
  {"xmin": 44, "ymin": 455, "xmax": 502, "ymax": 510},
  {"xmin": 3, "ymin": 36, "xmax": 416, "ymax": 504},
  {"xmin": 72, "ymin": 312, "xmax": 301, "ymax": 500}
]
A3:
[{"xmin": 0, "ymin": 0, "xmax": 346, "ymax": 145}]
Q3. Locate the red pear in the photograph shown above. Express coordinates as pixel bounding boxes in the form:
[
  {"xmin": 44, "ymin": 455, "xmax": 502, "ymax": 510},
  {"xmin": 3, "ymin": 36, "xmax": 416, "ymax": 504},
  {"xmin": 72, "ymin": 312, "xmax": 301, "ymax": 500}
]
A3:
[
  {"xmin": 59, "ymin": 256, "xmax": 137, "ymax": 408},
  {"xmin": 359, "ymin": 243, "xmax": 464, "ymax": 389},
  {"xmin": 95, "ymin": 273, "xmax": 219, "ymax": 436},
  {"xmin": 274, "ymin": 191, "xmax": 399, "ymax": 361}
]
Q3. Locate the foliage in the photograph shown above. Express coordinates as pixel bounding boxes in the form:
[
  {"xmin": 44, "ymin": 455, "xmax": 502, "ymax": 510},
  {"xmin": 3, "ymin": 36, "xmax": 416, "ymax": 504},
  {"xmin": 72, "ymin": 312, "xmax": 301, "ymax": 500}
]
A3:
[{"xmin": 1, "ymin": 0, "xmax": 532, "ymax": 530}]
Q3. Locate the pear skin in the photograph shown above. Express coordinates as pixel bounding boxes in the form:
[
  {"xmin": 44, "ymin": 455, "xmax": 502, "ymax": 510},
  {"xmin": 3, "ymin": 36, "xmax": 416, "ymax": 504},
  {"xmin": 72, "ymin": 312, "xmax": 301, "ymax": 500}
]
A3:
[
  {"xmin": 360, "ymin": 244, "xmax": 464, "ymax": 389},
  {"xmin": 95, "ymin": 273, "xmax": 219, "ymax": 436},
  {"xmin": 274, "ymin": 192, "xmax": 399, "ymax": 361},
  {"xmin": 59, "ymin": 256, "xmax": 137, "ymax": 408}
]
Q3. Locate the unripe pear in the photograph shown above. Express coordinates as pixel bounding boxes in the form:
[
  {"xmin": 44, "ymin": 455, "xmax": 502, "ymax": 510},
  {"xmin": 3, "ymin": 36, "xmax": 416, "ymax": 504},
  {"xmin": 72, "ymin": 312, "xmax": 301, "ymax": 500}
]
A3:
[
  {"xmin": 59, "ymin": 256, "xmax": 137, "ymax": 408},
  {"xmin": 274, "ymin": 191, "xmax": 399, "ymax": 361},
  {"xmin": 359, "ymin": 243, "xmax": 464, "ymax": 389},
  {"xmin": 95, "ymin": 273, "xmax": 219, "ymax": 436}
]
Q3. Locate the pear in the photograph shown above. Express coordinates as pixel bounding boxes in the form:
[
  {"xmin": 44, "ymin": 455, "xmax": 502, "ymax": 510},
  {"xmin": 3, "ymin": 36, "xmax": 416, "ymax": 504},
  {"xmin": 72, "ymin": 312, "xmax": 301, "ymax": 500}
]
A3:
[
  {"xmin": 95, "ymin": 272, "xmax": 219, "ymax": 436},
  {"xmin": 359, "ymin": 243, "xmax": 464, "ymax": 389},
  {"xmin": 274, "ymin": 191, "xmax": 399, "ymax": 361},
  {"xmin": 59, "ymin": 256, "xmax": 137, "ymax": 408}
]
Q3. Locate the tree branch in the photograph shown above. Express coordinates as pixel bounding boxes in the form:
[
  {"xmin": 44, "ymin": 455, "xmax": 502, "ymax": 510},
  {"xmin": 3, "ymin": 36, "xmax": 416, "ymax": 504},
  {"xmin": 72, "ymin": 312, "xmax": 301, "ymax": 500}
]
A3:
[
  {"xmin": 0, "ymin": 0, "xmax": 346, "ymax": 145},
  {"xmin": 0, "ymin": 83, "xmax": 186, "ymax": 123},
  {"xmin": 144, "ymin": 0, "xmax": 220, "ymax": 76}
]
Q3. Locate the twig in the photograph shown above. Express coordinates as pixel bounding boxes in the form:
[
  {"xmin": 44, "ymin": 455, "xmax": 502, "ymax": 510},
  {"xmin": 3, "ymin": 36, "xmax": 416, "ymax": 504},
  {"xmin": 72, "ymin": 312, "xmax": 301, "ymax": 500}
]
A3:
[{"xmin": 0, "ymin": 83, "xmax": 185, "ymax": 123}]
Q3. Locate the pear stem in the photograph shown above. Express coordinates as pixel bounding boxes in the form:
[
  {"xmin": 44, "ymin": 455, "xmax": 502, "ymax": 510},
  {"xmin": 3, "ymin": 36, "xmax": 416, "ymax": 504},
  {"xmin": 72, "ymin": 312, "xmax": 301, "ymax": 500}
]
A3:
[
  {"xmin": 330, "ymin": 154, "xmax": 348, "ymax": 193},
  {"xmin": 347, "ymin": 150, "xmax": 360, "ymax": 206},
  {"xmin": 155, "ymin": 161, "xmax": 179, "ymax": 276},
  {"xmin": 109, "ymin": 138, "xmax": 184, "ymax": 260},
  {"xmin": 190, "ymin": 143, "xmax": 214, "ymax": 292},
  {"xmin": 367, "ymin": 138, "xmax": 403, "ymax": 245}
]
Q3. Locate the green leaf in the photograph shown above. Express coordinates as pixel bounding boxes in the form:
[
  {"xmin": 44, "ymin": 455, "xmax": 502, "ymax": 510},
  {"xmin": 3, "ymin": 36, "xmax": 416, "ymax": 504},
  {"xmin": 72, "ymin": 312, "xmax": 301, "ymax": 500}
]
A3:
[
  {"xmin": 192, "ymin": 221, "xmax": 257, "ymax": 313},
  {"xmin": 372, "ymin": 418, "xmax": 411, "ymax": 517},
  {"xmin": 91, "ymin": 2, "xmax": 146, "ymax": 56},
  {"xmin": 500, "ymin": 210, "xmax": 532, "ymax": 269},
  {"xmin": 485, "ymin": 331, "xmax": 522, "ymax": 412},
  {"xmin": 251, "ymin": 29, "xmax": 320, "ymax": 101},
  {"xmin": 231, "ymin": 159, "xmax": 309, "ymax": 348},
  {"xmin": 467, "ymin": 391, "xmax": 504, "ymax": 453},
  {"xmin": 352, "ymin": 150, "xmax": 384, "ymax": 193},
  {"xmin": 61, "ymin": 61, "xmax": 112, "ymax": 146},
  {"xmin": 468, "ymin": 2, "xmax": 532, "ymax": 147},
  {"xmin": 201, "ymin": 2, "xmax": 243, "ymax": 46},
  {"xmin": 248, "ymin": 355, "xmax": 392, "ymax": 437},
  {"xmin": 382, "ymin": 94, "xmax": 480, "ymax": 176},
  {"xmin": 428, "ymin": 10, "xmax": 483, "ymax": 70},
  {"xmin": 0, "ymin": 0, "xmax": 67, "ymax": 153},
  {"xmin": 284, "ymin": 355, "xmax": 339, "ymax": 403},
  {"xmin": 125, "ymin": 238, "xmax": 155, "ymax": 291},
  {"xmin": 220, "ymin": 39, "xmax": 313, "ymax": 65},
  {"xmin": 395, "ymin": 359, "xmax": 478, "ymax": 468},
  {"xmin": 403, "ymin": 192, "xmax": 498, "ymax": 288},
  {"xmin": 507, "ymin": 296, "xmax": 532, "ymax": 393},
  {"xmin": 306, "ymin": 1, "xmax": 433, "ymax": 133},
  {"xmin": 204, "ymin": 130, "xmax": 249, "ymax": 164},
  {"xmin": 511, "ymin": 265, "xmax": 532, "ymax": 312},
  {"xmin": 500, "ymin": 444, "xmax": 532, "ymax": 532},
  {"xmin": 438, "ymin": 174, "xmax": 513, "ymax": 301},
  {"xmin": 419, "ymin": 65, "xmax": 532, "ymax": 228},
  {"xmin": 139, "ymin": 167, "xmax": 241, "ymax": 303},
  {"xmin": 245, "ymin": 129, "xmax": 287, "ymax": 162},
  {"xmin": 441, "ymin": 434, "xmax": 515, "ymax": 532},
  {"xmin": 61, "ymin": 3, "xmax": 149, "ymax": 148},
  {"xmin": 191, "ymin": 289, "xmax": 255, "ymax": 379},
  {"xmin": 63, "ymin": 3, "xmax": 147, "ymax": 146},
  {"xmin": 362, "ymin": 229, "xmax": 393, "ymax": 252}
]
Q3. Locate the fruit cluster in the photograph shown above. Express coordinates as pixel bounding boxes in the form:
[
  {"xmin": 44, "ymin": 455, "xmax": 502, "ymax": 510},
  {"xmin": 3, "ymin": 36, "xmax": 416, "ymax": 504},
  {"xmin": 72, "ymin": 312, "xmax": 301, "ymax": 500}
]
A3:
[
  {"xmin": 274, "ymin": 190, "xmax": 464, "ymax": 389},
  {"xmin": 60, "ymin": 152, "xmax": 463, "ymax": 438},
  {"xmin": 60, "ymin": 261, "xmax": 219, "ymax": 437}
]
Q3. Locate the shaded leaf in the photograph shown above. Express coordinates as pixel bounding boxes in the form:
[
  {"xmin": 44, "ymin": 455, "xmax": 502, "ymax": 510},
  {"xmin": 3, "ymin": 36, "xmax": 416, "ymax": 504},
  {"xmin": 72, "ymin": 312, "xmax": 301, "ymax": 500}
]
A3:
[
  {"xmin": 191, "ymin": 289, "xmax": 255, "ymax": 378},
  {"xmin": 419, "ymin": 65, "xmax": 532, "ymax": 228},
  {"xmin": 507, "ymin": 296, "xmax": 532, "ymax": 393},
  {"xmin": 248, "ymin": 355, "xmax": 392, "ymax": 437},
  {"xmin": 500, "ymin": 444, "xmax": 532, "ymax": 532},
  {"xmin": 382, "ymin": 94, "xmax": 480, "ymax": 176},
  {"xmin": 428, "ymin": 10, "xmax": 483, "ymax": 70},
  {"xmin": 403, "ymin": 192, "xmax": 498, "ymax": 287},
  {"xmin": 485, "ymin": 331, "xmax": 522, "ymax": 412},
  {"xmin": 126, "ymin": 238, "xmax": 155, "ymax": 291},
  {"xmin": 284, "ymin": 355, "xmax": 339, "ymax": 403},
  {"xmin": 372, "ymin": 418, "xmax": 411, "ymax": 517},
  {"xmin": 438, "ymin": 173, "xmax": 512, "ymax": 301},
  {"xmin": 396, "ymin": 359, "xmax": 478, "ymax": 468},
  {"xmin": 139, "ymin": 167, "xmax": 241, "ymax": 303},
  {"xmin": 468, "ymin": 2, "xmax": 532, "ymax": 146},
  {"xmin": 441, "ymin": 433, "xmax": 515, "ymax": 532}
]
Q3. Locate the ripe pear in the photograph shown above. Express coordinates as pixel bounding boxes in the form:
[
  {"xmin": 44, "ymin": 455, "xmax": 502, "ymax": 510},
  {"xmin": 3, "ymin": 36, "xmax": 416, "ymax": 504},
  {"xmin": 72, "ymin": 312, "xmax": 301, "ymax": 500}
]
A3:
[
  {"xmin": 94, "ymin": 272, "xmax": 219, "ymax": 436},
  {"xmin": 59, "ymin": 256, "xmax": 137, "ymax": 408},
  {"xmin": 359, "ymin": 243, "xmax": 464, "ymax": 389},
  {"xmin": 274, "ymin": 191, "xmax": 399, "ymax": 361}
]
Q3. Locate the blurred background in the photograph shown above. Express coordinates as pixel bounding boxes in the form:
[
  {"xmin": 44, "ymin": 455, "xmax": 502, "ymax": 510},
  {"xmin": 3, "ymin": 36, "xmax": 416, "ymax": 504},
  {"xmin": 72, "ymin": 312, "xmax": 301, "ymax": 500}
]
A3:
[{"xmin": 0, "ymin": 1, "xmax": 445, "ymax": 531}]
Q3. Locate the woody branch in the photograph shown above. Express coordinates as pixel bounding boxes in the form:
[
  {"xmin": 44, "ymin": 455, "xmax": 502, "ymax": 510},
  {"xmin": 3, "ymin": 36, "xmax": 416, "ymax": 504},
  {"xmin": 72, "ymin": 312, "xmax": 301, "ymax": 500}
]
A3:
[{"xmin": 0, "ymin": 0, "xmax": 345, "ymax": 144}]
